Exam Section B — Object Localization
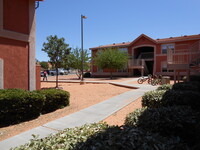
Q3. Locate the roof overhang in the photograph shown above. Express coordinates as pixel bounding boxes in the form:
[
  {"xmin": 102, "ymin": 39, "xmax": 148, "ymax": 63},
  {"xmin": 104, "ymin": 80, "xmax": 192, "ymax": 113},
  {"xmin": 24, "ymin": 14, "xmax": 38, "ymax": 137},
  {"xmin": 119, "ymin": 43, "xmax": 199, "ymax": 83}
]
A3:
[
  {"xmin": 90, "ymin": 42, "xmax": 130, "ymax": 50},
  {"xmin": 129, "ymin": 34, "xmax": 157, "ymax": 46}
]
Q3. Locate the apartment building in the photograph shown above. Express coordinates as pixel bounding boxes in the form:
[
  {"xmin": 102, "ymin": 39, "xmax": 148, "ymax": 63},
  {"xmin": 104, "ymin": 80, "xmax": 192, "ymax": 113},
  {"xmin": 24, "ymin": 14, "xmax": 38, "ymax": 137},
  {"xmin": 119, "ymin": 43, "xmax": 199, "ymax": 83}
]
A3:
[
  {"xmin": 0, "ymin": 0, "xmax": 43, "ymax": 90},
  {"xmin": 90, "ymin": 34, "xmax": 200, "ymax": 80}
]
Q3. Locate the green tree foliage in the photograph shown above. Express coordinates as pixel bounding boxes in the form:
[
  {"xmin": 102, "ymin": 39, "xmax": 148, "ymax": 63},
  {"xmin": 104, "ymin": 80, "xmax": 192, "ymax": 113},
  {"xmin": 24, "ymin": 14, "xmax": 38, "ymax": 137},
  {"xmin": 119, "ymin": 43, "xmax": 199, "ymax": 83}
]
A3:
[
  {"xmin": 40, "ymin": 61, "xmax": 49, "ymax": 70},
  {"xmin": 94, "ymin": 48, "xmax": 128, "ymax": 79},
  {"xmin": 42, "ymin": 35, "xmax": 71, "ymax": 88},
  {"xmin": 66, "ymin": 47, "xmax": 90, "ymax": 79}
]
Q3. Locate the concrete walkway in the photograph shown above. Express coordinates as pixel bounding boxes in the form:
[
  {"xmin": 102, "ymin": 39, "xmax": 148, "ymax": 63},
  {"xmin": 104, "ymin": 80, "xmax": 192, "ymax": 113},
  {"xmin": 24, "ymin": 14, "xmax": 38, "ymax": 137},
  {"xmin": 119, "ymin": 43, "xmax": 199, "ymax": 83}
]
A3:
[{"xmin": 0, "ymin": 79, "xmax": 157, "ymax": 150}]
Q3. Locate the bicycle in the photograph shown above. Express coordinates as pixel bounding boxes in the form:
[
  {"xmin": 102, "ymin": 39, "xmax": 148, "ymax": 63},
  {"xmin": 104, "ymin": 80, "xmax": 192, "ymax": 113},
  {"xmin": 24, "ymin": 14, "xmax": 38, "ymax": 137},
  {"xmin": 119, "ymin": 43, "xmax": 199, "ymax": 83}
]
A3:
[
  {"xmin": 137, "ymin": 74, "xmax": 152, "ymax": 84},
  {"xmin": 151, "ymin": 75, "xmax": 162, "ymax": 86}
]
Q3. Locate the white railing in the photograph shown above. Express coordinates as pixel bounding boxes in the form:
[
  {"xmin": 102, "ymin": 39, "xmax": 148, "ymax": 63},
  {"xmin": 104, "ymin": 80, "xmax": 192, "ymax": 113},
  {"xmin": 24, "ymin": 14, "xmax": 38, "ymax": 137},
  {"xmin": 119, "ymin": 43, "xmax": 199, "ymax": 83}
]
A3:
[{"xmin": 128, "ymin": 59, "xmax": 144, "ymax": 67}]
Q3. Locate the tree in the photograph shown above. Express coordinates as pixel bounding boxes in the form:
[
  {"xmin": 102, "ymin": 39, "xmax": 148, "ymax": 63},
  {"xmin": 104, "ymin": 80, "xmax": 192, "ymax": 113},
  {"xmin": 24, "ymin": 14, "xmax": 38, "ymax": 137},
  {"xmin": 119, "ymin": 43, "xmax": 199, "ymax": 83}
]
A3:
[
  {"xmin": 94, "ymin": 48, "xmax": 128, "ymax": 79},
  {"xmin": 40, "ymin": 61, "xmax": 49, "ymax": 70},
  {"xmin": 66, "ymin": 47, "xmax": 90, "ymax": 79},
  {"xmin": 42, "ymin": 35, "xmax": 71, "ymax": 88}
]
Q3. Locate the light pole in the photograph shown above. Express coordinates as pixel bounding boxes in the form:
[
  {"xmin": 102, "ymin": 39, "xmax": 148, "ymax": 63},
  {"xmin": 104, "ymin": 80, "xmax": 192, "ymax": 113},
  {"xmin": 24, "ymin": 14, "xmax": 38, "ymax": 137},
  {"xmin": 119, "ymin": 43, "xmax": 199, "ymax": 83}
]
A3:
[{"xmin": 81, "ymin": 15, "xmax": 87, "ymax": 81}]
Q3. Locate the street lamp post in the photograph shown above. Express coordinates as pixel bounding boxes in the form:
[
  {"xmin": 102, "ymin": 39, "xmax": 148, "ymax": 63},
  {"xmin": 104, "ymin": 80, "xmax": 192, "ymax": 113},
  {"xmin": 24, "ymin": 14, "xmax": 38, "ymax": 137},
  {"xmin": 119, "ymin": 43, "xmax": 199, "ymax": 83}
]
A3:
[{"xmin": 81, "ymin": 15, "xmax": 87, "ymax": 81}]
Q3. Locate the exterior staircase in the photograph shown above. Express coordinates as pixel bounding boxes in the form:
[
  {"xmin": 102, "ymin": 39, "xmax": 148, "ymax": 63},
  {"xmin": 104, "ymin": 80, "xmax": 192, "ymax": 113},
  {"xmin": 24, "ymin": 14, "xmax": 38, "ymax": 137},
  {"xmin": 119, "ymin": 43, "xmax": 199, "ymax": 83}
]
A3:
[{"xmin": 167, "ymin": 41, "xmax": 200, "ymax": 81}]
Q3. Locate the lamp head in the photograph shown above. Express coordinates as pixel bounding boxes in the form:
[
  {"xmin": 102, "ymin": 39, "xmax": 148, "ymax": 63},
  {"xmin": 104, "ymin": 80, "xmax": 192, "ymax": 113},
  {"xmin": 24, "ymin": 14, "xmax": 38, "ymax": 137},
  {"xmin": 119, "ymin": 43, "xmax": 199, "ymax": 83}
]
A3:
[{"xmin": 82, "ymin": 15, "xmax": 87, "ymax": 19}]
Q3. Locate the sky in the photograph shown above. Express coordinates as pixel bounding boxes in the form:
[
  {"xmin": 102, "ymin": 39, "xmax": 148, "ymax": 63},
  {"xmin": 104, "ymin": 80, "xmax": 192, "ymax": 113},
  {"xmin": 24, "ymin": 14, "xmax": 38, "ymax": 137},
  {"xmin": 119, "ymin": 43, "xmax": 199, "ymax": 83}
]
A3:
[{"xmin": 36, "ymin": 0, "xmax": 200, "ymax": 61}]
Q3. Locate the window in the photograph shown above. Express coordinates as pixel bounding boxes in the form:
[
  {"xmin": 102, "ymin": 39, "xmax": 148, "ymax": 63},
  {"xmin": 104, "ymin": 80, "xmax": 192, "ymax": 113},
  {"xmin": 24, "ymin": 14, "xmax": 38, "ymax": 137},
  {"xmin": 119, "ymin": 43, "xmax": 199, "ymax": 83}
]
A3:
[
  {"xmin": 118, "ymin": 48, "xmax": 128, "ymax": 53},
  {"xmin": 161, "ymin": 44, "xmax": 174, "ymax": 54}
]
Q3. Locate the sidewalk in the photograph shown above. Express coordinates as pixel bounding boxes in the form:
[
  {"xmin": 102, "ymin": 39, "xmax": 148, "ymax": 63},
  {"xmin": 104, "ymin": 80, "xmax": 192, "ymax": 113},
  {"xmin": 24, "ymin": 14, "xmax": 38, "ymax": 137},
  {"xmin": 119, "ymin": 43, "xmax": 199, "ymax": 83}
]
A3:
[{"xmin": 0, "ymin": 79, "xmax": 157, "ymax": 150}]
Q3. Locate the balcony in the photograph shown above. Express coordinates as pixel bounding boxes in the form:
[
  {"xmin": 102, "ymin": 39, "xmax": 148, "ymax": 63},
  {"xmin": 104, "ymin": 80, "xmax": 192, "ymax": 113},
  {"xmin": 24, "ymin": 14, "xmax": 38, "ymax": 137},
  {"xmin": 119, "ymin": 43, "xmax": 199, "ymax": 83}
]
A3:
[{"xmin": 128, "ymin": 59, "xmax": 144, "ymax": 69}]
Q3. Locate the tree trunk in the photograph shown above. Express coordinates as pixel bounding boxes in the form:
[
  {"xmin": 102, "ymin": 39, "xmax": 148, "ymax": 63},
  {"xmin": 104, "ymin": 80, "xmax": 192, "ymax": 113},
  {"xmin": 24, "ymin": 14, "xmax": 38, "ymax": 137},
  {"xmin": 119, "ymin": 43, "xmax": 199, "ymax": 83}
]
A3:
[
  {"xmin": 76, "ymin": 70, "xmax": 81, "ymax": 79},
  {"xmin": 110, "ymin": 70, "xmax": 113, "ymax": 79},
  {"xmin": 56, "ymin": 67, "xmax": 59, "ymax": 88}
]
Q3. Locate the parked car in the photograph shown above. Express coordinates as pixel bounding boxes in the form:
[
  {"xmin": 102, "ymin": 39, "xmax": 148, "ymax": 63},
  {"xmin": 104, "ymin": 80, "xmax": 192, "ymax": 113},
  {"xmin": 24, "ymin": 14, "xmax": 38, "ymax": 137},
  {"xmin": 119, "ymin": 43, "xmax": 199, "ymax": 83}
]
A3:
[{"xmin": 49, "ymin": 68, "xmax": 67, "ymax": 76}]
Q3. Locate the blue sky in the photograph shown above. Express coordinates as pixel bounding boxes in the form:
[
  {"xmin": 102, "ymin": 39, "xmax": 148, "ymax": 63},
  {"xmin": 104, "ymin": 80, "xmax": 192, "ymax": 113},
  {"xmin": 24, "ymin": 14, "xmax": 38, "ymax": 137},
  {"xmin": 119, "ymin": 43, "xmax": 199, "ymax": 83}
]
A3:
[{"xmin": 36, "ymin": 0, "xmax": 200, "ymax": 61}]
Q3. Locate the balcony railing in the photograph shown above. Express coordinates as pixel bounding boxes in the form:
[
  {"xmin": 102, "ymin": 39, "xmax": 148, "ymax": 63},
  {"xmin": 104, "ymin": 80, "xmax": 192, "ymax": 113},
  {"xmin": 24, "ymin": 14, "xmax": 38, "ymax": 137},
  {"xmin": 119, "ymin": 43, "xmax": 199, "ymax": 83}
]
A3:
[
  {"xmin": 167, "ymin": 41, "xmax": 200, "ymax": 65},
  {"xmin": 128, "ymin": 59, "xmax": 144, "ymax": 68},
  {"xmin": 167, "ymin": 50, "xmax": 200, "ymax": 64}
]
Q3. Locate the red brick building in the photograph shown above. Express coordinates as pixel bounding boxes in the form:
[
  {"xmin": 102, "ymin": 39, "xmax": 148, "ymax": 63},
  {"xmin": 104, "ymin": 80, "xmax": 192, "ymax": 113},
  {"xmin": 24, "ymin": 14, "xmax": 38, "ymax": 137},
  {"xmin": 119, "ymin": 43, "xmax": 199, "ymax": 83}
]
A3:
[
  {"xmin": 0, "ymin": 0, "xmax": 43, "ymax": 90},
  {"xmin": 90, "ymin": 34, "xmax": 200, "ymax": 79}
]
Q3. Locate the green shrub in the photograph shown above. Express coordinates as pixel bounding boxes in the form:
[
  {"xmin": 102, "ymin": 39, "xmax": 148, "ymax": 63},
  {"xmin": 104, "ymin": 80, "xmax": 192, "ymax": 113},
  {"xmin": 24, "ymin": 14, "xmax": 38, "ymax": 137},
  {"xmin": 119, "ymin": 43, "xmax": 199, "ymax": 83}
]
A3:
[
  {"xmin": 142, "ymin": 90, "xmax": 166, "ymax": 108},
  {"xmin": 172, "ymin": 82, "xmax": 200, "ymax": 92},
  {"xmin": 124, "ymin": 107, "xmax": 146, "ymax": 126},
  {"xmin": 0, "ymin": 89, "xmax": 45, "ymax": 126},
  {"xmin": 76, "ymin": 126, "xmax": 188, "ymax": 150},
  {"xmin": 34, "ymin": 89, "xmax": 70, "ymax": 113},
  {"xmin": 125, "ymin": 106, "xmax": 198, "ymax": 142},
  {"xmin": 12, "ymin": 123, "xmax": 189, "ymax": 150},
  {"xmin": 156, "ymin": 84, "xmax": 172, "ymax": 91},
  {"xmin": 12, "ymin": 123, "xmax": 109, "ymax": 150},
  {"xmin": 162, "ymin": 90, "xmax": 200, "ymax": 110}
]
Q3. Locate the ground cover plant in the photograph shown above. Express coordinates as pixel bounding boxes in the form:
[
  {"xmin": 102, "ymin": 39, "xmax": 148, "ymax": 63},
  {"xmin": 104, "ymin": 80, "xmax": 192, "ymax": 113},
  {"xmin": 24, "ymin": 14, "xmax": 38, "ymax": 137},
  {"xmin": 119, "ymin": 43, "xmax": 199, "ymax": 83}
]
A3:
[
  {"xmin": 12, "ymin": 122, "xmax": 189, "ymax": 150},
  {"xmin": 11, "ymin": 123, "xmax": 109, "ymax": 150}
]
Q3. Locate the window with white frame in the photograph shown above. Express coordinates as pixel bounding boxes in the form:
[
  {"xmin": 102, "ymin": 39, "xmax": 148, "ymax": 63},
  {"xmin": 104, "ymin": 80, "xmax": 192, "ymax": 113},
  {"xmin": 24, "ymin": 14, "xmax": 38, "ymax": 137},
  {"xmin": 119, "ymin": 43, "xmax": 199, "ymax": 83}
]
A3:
[{"xmin": 161, "ymin": 44, "xmax": 174, "ymax": 54}]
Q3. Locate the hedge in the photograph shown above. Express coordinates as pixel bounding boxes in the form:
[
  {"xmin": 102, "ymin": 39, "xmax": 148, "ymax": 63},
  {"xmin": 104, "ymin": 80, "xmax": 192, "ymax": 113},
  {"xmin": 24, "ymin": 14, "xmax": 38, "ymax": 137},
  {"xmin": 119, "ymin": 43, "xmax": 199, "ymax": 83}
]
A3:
[
  {"xmin": 12, "ymin": 123, "xmax": 189, "ymax": 150},
  {"xmin": 124, "ymin": 107, "xmax": 146, "ymax": 126},
  {"xmin": 162, "ymin": 90, "xmax": 200, "ymax": 110},
  {"xmin": 34, "ymin": 89, "xmax": 70, "ymax": 113},
  {"xmin": 0, "ymin": 88, "xmax": 70, "ymax": 126},
  {"xmin": 0, "ymin": 89, "xmax": 45, "ymax": 126},
  {"xmin": 76, "ymin": 125, "xmax": 188, "ymax": 150},
  {"xmin": 172, "ymin": 82, "xmax": 200, "ymax": 92},
  {"xmin": 125, "ymin": 106, "xmax": 199, "ymax": 143},
  {"xmin": 156, "ymin": 84, "xmax": 172, "ymax": 91},
  {"xmin": 142, "ymin": 90, "xmax": 166, "ymax": 108}
]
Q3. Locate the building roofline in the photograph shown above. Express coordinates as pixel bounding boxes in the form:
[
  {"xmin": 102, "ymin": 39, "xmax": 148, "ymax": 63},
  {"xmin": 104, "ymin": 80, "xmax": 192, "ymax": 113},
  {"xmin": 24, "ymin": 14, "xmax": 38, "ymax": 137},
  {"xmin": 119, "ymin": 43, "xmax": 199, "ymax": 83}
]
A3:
[
  {"xmin": 156, "ymin": 34, "xmax": 200, "ymax": 43},
  {"xmin": 129, "ymin": 34, "xmax": 157, "ymax": 45},
  {"xmin": 90, "ymin": 34, "xmax": 200, "ymax": 50},
  {"xmin": 89, "ymin": 42, "xmax": 130, "ymax": 50}
]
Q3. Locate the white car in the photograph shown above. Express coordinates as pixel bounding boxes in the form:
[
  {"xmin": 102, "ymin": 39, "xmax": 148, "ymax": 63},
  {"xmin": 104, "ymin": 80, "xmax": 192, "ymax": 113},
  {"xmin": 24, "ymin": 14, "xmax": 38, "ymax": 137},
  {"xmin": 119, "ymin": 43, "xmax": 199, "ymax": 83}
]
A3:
[{"xmin": 49, "ymin": 68, "xmax": 66, "ymax": 76}]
